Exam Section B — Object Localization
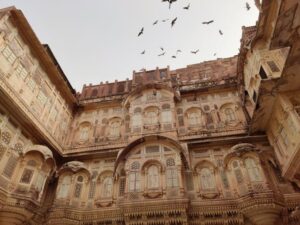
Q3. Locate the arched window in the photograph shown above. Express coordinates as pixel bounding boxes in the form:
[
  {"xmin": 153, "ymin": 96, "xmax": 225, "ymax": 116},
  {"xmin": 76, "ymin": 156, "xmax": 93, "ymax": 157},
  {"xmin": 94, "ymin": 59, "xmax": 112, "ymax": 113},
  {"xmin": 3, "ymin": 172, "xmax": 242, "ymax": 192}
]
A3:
[
  {"xmin": 57, "ymin": 175, "xmax": 71, "ymax": 198},
  {"xmin": 187, "ymin": 111, "xmax": 201, "ymax": 126},
  {"xmin": 132, "ymin": 109, "xmax": 142, "ymax": 127},
  {"xmin": 145, "ymin": 108, "xmax": 159, "ymax": 125},
  {"xmin": 79, "ymin": 126, "xmax": 89, "ymax": 141},
  {"xmin": 224, "ymin": 108, "xmax": 236, "ymax": 122},
  {"xmin": 232, "ymin": 160, "xmax": 243, "ymax": 184},
  {"xmin": 74, "ymin": 175, "xmax": 84, "ymax": 198},
  {"xmin": 166, "ymin": 158, "xmax": 178, "ymax": 188},
  {"xmin": 148, "ymin": 165, "xmax": 159, "ymax": 189},
  {"xmin": 109, "ymin": 120, "xmax": 121, "ymax": 137},
  {"xmin": 102, "ymin": 176, "xmax": 113, "ymax": 198},
  {"xmin": 129, "ymin": 162, "xmax": 140, "ymax": 192},
  {"xmin": 20, "ymin": 160, "xmax": 36, "ymax": 184},
  {"xmin": 245, "ymin": 158, "xmax": 262, "ymax": 182},
  {"xmin": 200, "ymin": 168, "xmax": 215, "ymax": 190}
]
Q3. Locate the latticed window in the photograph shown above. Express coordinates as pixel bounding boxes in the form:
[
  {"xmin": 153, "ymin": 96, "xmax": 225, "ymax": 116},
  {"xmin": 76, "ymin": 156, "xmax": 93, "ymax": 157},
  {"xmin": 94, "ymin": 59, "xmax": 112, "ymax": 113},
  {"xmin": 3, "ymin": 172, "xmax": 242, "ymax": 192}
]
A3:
[
  {"xmin": 188, "ymin": 111, "xmax": 201, "ymax": 126},
  {"xmin": 26, "ymin": 79, "xmax": 36, "ymax": 91},
  {"xmin": 80, "ymin": 126, "xmax": 89, "ymax": 141},
  {"xmin": 166, "ymin": 158, "xmax": 175, "ymax": 167},
  {"xmin": 35, "ymin": 172, "xmax": 46, "ymax": 192},
  {"xmin": 20, "ymin": 168, "xmax": 34, "ymax": 184},
  {"xmin": 232, "ymin": 160, "xmax": 243, "ymax": 184},
  {"xmin": 132, "ymin": 113, "xmax": 142, "ymax": 127},
  {"xmin": 224, "ymin": 108, "xmax": 235, "ymax": 122},
  {"xmin": 102, "ymin": 177, "xmax": 113, "ymax": 197},
  {"xmin": 88, "ymin": 172, "xmax": 98, "ymax": 199},
  {"xmin": 145, "ymin": 145, "xmax": 159, "ymax": 154},
  {"xmin": 1, "ymin": 131, "xmax": 11, "ymax": 145},
  {"xmin": 245, "ymin": 158, "xmax": 262, "ymax": 182},
  {"xmin": 166, "ymin": 168, "xmax": 178, "ymax": 188},
  {"xmin": 2, "ymin": 155, "xmax": 18, "ymax": 178},
  {"xmin": 15, "ymin": 63, "xmax": 28, "ymax": 79},
  {"xmin": 2, "ymin": 46, "xmax": 17, "ymax": 64},
  {"xmin": 0, "ymin": 144, "xmax": 6, "ymax": 160},
  {"xmin": 220, "ymin": 170, "xmax": 229, "ymax": 189},
  {"xmin": 14, "ymin": 143, "xmax": 23, "ymax": 153},
  {"xmin": 161, "ymin": 111, "xmax": 172, "ymax": 123},
  {"xmin": 148, "ymin": 165, "xmax": 159, "ymax": 189},
  {"xmin": 37, "ymin": 91, "xmax": 47, "ymax": 106},
  {"xmin": 129, "ymin": 161, "xmax": 140, "ymax": 192},
  {"xmin": 145, "ymin": 110, "xmax": 158, "ymax": 125},
  {"xmin": 57, "ymin": 175, "xmax": 71, "ymax": 198},
  {"xmin": 109, "ymin": 121, "xmax": 121, "ymax": 137},
  {"xmin": 166, "ymin": 157, "xmax": 178, "ymax": 187},
  {"xmin": 119, "ymin": 177, "xmax": 125, "ymax": 196},
  {"xmin": 74, "ymin": 176, "xmax": 84, "ymax": 198},
  {"xmin": 200, "ymin": 168, "xmax": 216, "ymax": 190}
]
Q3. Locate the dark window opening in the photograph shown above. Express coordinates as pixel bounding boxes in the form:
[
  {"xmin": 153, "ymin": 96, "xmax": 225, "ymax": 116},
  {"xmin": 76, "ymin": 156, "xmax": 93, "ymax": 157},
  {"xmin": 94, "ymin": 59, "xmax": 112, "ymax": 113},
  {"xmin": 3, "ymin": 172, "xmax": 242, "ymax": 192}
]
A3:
[{"xmin": 259, "ymin": 66, "xmax": 268, "ymax": 79}]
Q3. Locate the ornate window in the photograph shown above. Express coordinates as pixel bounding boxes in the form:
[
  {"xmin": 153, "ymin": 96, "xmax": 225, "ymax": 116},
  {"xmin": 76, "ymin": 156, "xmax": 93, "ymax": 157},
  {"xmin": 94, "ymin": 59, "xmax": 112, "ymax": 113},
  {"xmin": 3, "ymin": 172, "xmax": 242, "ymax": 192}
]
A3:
[
  {"xmin": 200, "ymin": 168, "xmax": 216, "ymax": 190},
  {"xmin": 79, "ymin": 126, "xmax": 89, "ymax": 141},
  {"xmin": 232, "ymin": 160, "xmax": 243, "ymax": 184},
  {"xmin": 187, "ymin": 109, "xmax": 202, "ymax": 127},
  {"xmin": 1, "ymin": 131, "xmax": 11, "ymax": 145},
  {"xmin": 15, "ymin": 63, "xmax": 28, "ymax": 80},
  {"xmin": 57, "ymin": 175, "xmax": 71, "ymax": 199},
  {"xmin": 20, "ymin": 168, "xmax": 34, "ymax": 184},
  {"xmin": 2, "ymin": 45, "xmax": 17, "ymax": 64},
  {"xmin": 102, "ymin": 177, "xmax": 113, "ymax": 198},
  {"xmin": 109, "ymin": 120, "xmax": 121, "ymax": 137},
  {"xmin": 74, "ymin": 175, "xmax": 84, "ymax": 198},
  {"xmin": 0, "ymin": 144, "xmax": 6, "ymax": 161},
  {"xmin": 147, "ymin": 165, "xmax": 159, "ymax": 189},
  {"xmin": 132, "ymin": 108, "xmax": 142, "ymax": 127},
  {"xmin": 2, "ymin": 155, "xmax": 18, "ymax": 179},
  {"xmin": 145, "ymin": 107, "xmax": 159, "ymax": 125},
  {"xmin": 129, "ymin": 162, "xmax": 140, "ymax": 192},
  {"xmin": 224, "ymin": 108, "xmax": 236, "ymax": 122},
  {"xmin": 166, "ymin": 158, "xmax": 178, "ymax": 188},
  {"xmin": 161, "ymin": 110, "xmax": 172, "ymax": 123},
  {"xmin": 245, "ymin": 158, "xmax": 262, "ymax": 182}
]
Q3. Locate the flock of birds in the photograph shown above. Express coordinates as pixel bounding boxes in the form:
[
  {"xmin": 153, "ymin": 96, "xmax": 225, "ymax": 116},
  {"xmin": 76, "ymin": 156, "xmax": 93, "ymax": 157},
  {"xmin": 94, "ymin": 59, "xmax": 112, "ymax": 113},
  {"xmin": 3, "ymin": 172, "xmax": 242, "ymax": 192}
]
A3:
[{"xmin": 137, "ymin": 1, "xmax": 252, "ymax": 59}]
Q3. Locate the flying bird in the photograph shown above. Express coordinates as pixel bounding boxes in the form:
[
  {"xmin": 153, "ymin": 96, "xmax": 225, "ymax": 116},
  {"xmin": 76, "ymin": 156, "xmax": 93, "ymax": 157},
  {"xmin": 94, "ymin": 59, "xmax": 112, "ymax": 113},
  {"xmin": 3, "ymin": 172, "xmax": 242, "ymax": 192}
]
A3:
[
  {"xmin": 191, "ymin": 49, "xmax": 199, "ymax": 54},
  {"xmin": 160, "ymin": 47, "xmax": 164, "ymax": 51},
  {"xmin": 176, "ymin": 49, "xmax": 182, "ymax": 54},
  {"xmin": 202, "ymin": 20, "xmax": 214, "ymax": 25},
  {"xmin": 162, "ymin": 0, "xmax": 177, "ymax": 9},
  {"xmin": 137, "ymin": 27, "xmax": 144, "ymax": 36},
  {"xmin": 246, "ymin": 2, "xmax": 251, "ymax": 10},
  {"xmin": 219, "ymin": 30, "xmax": 223, "ymax": 35},
  {"xmin": 183, "ymin": 3, "xmax": 190, "ymax": 10},
  {"xmin": 153, "ymin": 20, "xmax": 158, "ymax": 25},
  {"xmin": 141, "ymin": 50, "xmax": 145, "ymax": 55},
  {"xmin": 158, "ymin": 52, "xmax": 166, "ymax": 56},
  {"xmin": 213, "ymin": 53, "xmax": 217, "ymax": 56},
  {"xmin": 162, "ymin": 18, "xmax": 169, "ymax": 22},
  {"xmin": 172, "ymin": 55, "xmax": 176, "ymax": 58},
  {"xmin": 171, "ymin": 17, "xmax": 177, "ymax": 27}
]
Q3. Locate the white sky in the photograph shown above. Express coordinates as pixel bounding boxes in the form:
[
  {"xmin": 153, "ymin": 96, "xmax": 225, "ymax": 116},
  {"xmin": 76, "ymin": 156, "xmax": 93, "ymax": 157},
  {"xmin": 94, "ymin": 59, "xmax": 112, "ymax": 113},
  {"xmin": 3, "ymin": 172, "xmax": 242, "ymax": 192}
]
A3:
[{"xmin": 0, "ymin": 0, "xmax": 258, "ymax": 92}]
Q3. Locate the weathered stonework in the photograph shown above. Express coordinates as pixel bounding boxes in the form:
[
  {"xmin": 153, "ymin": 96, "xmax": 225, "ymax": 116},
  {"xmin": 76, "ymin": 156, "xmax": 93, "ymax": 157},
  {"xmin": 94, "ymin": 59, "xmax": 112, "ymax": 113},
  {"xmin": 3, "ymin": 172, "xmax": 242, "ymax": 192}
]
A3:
[{"xmin": 0, "ymin": 1, "xmax": 300, "ymax": 224}]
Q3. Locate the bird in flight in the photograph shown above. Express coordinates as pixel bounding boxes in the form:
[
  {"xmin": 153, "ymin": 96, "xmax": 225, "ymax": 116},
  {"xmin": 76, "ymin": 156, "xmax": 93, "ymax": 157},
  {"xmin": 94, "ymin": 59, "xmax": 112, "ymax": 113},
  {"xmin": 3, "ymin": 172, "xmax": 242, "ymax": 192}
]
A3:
[
  {"xmin": 213, "ymin": 53, "xmax": 217, "ymax": 56},
  {"xmin": 219, "ymin": 30, "xmax": 223, "ymax": 35},
  {"xmin": 191, "ymin": 49, "xmax": 199, "ymax": 54},
  {"xmin": 162, "ymin": 0, "xmax": 177, "ymax": 9},
  {"xmin": 162, "ymin": 18, "xmax": 169, "ymax": 22},
  {"xmin": 160, "ymin": 47, "xmax": 164, "ymax": 51},
  {"xmin": 202, "ymin": 20, "xmax": 214, "ymax": 25},
  {"xmin": 183, "ymin": 3, "xmax": 190, "ymax": 10},
  {"xmin": 138, "ymin": 27, "xmax": 144, "ymax": 36},
  {"xmin": 176, "ymin": 49, "xmax": 182, "ymax": 54},
  {"xmin": 246, "ymin": 2, "xmax": 251, "ymax": 10},
  {"xmin": 158, "ymin": 52, "xmax": 166, "ymax": 56},
  {"xmin": 153, "ymin": 20, "xmax": 158, "ymax": 25},
  {"xmin": 171, "ymin": 17, "xmax": 177, "ymax": 27},
  {"xmin": 172, "ymin": 55, "xmax": 176, "ymax": 58},
  {"xmin": 141, "ymin": 50, "xmax": 145, "ymax": 55}
]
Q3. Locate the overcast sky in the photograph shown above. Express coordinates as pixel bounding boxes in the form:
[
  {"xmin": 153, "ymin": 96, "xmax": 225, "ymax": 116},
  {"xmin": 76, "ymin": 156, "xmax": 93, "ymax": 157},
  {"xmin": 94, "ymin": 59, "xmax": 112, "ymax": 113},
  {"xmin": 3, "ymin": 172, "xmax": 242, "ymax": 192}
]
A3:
[{"xmin": 0, "ymin": 0, "xmax": 258, "ymax": 92}]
